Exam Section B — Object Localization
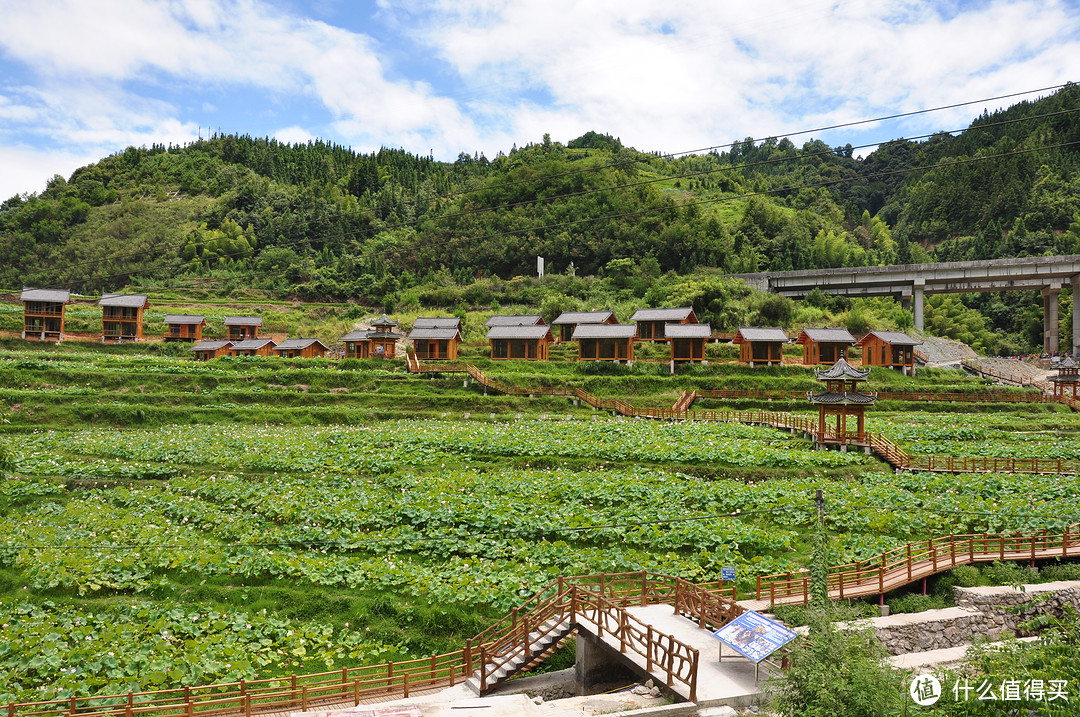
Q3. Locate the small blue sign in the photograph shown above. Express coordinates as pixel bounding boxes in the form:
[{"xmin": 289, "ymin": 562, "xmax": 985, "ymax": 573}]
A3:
[
  {"xmin": 720, "ymin": 566, "xmax": 737, "ymax": 581},
  {"xmin": 714, "ymin": 611, "xmax": 797, "ymax": 663}
]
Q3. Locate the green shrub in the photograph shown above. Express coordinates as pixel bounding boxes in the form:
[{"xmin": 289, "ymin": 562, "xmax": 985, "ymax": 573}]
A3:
[
  {"xmin": 950, "ymin": 564, "xmax": 981, "ymax": 588},
  {"xmin": 887, "ymin": 593, "xmax": 948, "ymax": 614}
]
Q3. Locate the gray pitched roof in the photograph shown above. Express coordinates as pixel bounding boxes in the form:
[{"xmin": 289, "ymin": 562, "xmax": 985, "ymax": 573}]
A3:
[
  {"xmin": 224, "ymin": 315, "xmax": 263, "ymax": 326},
  {"xmin": 552, "ymin": 310, "xmax": 614, "ymax": 325},
  {"xmin": 857, "ymin": 330, "xmax": 922, "ymax": 347},
  {"xmin": 413, "ymin": 317, "xmax": 461, "ymax": 329},
  {"xmin": 408, "ymin": 327, "xmax": 462, "ymax": 340},
  {"xmin": 21, "ymin": 288, "xmax": 71, "ymax": 303},
  {"xmin": 486, "ymin": 325, "xmax": 553, "ymax": 340},
  {"xmin": 571, "ymin": 324, "xmax": 637, "ymax": 340},
  {"xmin": 629, "ymin": 307, "xmax": 695, "ymax": 322},
  {"xmin": 806, "ymin": 391, "xmax": 878, "ymax": 405},
  {"xmin": 798, "ymin": 327, "xmax": 855, "ymax": 343},
  {"xmin": 341, "ymin": 330, "xmax": 373, "ymax": 342},
  {"xmin": 274, "ymin": 338, "xmax": 327, "ymax": 351},
  {"xmin": 734, "ymin": 327, "xmax": 789, "ymax": 342},
  {"xmin": 665, "ymin": 323, "xmax": 711, "ymax": 339},
  {"xmin": 485, "ymin": 314, "xmax": 545, "ymax": 327},
  {"xmin": 371, "ymin": 314, "xmax": 398, "ymax": 327},
  {"xmin": 191, "ymin": 340, "xmax": 232, "ymax": 351},
  {"xmin": 99, "ymin": 293, "xmax": 148, "ymax": 308},
  {"xmin": 813, "ymin": 357, "xmax": 871, "ymax": 381},
  {"xmin": 164, "ymin": 314, "xmax": 206, "ymax": 325},
  {"xmin": 229, "ymin": 338, "xmax": 276, "ymax": 350}
]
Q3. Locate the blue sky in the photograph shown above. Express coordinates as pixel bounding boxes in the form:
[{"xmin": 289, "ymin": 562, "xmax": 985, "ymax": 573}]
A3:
[{"xmin": 1, "ymin": 0, "xmax": 1079, "ymax": 201}]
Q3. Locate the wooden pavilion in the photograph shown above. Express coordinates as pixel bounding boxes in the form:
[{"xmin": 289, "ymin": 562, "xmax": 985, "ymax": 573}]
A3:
[
  {"xmin": 732, "ymin": 327, "xmax": 789, "ymax": 366},
  {"xmin": 164, "ymin": 314, "xmax": 206, "ymax": 343},
  {"xmin": 552, "ymin": 310, "xmax": 616, "ymax": 343},
  {"xmin": 1049, "ymin": 357, "xmax": 1080, "ymax": 398},
  {"xmin": 99, "ymin": 293, "xmax": 148, "ymax": 343},
  {"xmin": 21, "ymin": 288, "xmax": 71, "ymax": 341},
  {"xmin": 340, "ymin": 315, "xmax": 402, "ymax": 358},
  {"xmin": 855, "ymin": 330, "xmax": 921, "ymax": 376},
  {"xmin": 224, "ymin": 316, "xmax": 262, "ymax": 341},
  {"xmin": 572, "ymin": 323, "xmax": 636, "ymax": 362},
  {"xmin": 486, "ymin": 324, "xmax": 553, "ymax": 360},
  {"xmin": 667, "ymin": 323, "xmax": 711, "ymax": 369},
  {"xmin": 629, "ymin": 307, "xmax": 697, "ymax": 341},
  {"xmin": 795, "ymin": 327, "xmax": 855, "ymax": 366},
  {"xmin": 273, "ymin": 338, "xmax": 327, "ymax": 358},
  {"xmin": 191, "ymin": 340, "xmax": 233, "ymax": 361},
  {"xmin": 229, "ymin": 338, "xmax": 277, "ymax": 357},
  {"xmin": 408, "ymin": 327, "xmax": 461, "ymax": 360},
  {"xmin": 807, "ymin": 358, "xmax": 877, "ymax": 449}
]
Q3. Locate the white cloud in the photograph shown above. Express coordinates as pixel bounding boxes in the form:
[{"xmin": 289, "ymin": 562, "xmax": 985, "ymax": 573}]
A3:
[
  {"xmin": 0, "ymin": 146, "xmax": 99, "ymax": 200},
  {"xmin": 273, "ymin": 125, "xmax": 315, "ymax": 144}
]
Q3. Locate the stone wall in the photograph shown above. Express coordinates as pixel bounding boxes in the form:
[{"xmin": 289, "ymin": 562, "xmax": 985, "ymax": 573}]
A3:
[{"xmin": 839, "ymin": 580, "xmax": 1080, "ymax": 656}]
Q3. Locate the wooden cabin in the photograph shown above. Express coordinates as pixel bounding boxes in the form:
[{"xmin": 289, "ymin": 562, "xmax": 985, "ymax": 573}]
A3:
[
  {"xmin": 487, "ymin": 324, "xmax": 553, "ymax": 360},
  {"xmin": 795, "ymin": 327, "xmax": 856, "ymax": 366},
  {"xmin": 413, "ymin": 317, "xmax": 462, "ymax": 331},
  {"xmin": 408, "ymin": 327, "xmax": 461, "ymax": 360},
  {"xmin": 1049, "ymin": 357, "xmax": 1080, "ymax": 398},
  {"xmin": 552, "ymin": 310, "xmax": 616, "ymax": 343},
  {"xmin": 229, "ymin": 338, "xmax": 277, "ymax": 357},
  {"xmin": 667, "ymin": 323, "xmax": 711, "ymax": 365},
  {"xmin": 629, "ymin": 307, "xmax": 697, "ymax": 341},
  {"xmin": 224, "ymin": 316, "xmax": 262, "ymax": 341},
  {"xmin": 484, "ymin": 314, "xmax": 546, "ymax": 328},
  {"xmin": 807, "ymin": 358, "xmax": 877, "ymax": 448},
  {"xmin": 99, "ymin": 293, "xmax": 148, "ymax": 343},
  {"xmin": 855, "ymin": 330, "xmax": 921, "ymax": 376},
  {"xmin": 191, "ymin": 340, "xmax": 233, "ymax": 361},
  {"xmin": 164, "ymin": 314, "xmax": 206, "ymax": 342},
  {"xmin": 732, "ymin": 327, "xmax": 789, "ymax": 366},
  {"xmin": 273, "ymin": 338, "xmax": 327, "ymax": 359},
  {"xmin": 572, "ymin": 323, "xmax": 636, "ymax": 362},
  {"xmin": 21, "ymin": 288, "xmax": 71, "ymax": 341}
]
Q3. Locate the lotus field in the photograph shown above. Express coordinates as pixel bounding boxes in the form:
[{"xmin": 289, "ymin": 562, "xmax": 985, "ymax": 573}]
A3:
[{"xmin": 3, "ymin": 345, "xmax": 1080, "ymax": 703}]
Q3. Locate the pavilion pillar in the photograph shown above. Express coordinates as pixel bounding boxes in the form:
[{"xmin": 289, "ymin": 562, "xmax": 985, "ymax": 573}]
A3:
[
  {"xmin": 913, "ymin": 280, "xmax": 925, "ymax": 332},
  {"xmin": 1072, "ymin": 275, "xmax": 1080, "ymax": 357},
  {"xmin": 1043, "ymin": 283, "xmax": 1062, "ymax": 354}
]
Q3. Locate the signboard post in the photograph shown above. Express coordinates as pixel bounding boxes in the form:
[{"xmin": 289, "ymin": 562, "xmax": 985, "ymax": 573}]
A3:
[
  {"xmin": 537, "ymin": 256, "xmax": 545, "ymax": 278},
  {"xmin": 714, "ymin": 610, "xmax": 797, "ymax": 682}
]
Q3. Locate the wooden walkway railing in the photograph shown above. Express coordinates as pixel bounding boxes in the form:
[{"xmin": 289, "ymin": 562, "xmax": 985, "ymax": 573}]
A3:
[
  {"xmin": 4, "ymin": 572, "xmax": 741, "ymax": 717},
  {"xmin": 698, "ymin": 387, "xmax": 1070, "ymax": 406},
  {"xmin": 405, "ymin": 361, "xmax": 1080, "ymax": 476},
  {"xmin": 755, "ymin": 522, "xmax": 1080, "ymax": 606}
]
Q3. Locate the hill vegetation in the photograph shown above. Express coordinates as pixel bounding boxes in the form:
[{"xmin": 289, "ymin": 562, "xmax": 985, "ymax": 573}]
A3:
[{"xmin": 2, "ymin": 85, "xmax": 1080, "ymax": 353}]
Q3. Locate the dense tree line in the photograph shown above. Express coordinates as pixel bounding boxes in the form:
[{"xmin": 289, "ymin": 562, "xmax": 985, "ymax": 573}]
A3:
[{"xmin": 2, "ymin": 85, "xmax": 1079, "ymax": 349}]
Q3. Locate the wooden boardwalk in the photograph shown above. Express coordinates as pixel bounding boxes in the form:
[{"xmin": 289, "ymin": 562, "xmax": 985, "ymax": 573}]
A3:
[{"xmin": 754, "ymin": 524, "xmax": 1080, "ymax": 606}]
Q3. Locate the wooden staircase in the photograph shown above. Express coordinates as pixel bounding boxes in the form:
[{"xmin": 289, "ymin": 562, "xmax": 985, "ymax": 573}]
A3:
[{"xmin": 464, "ymin": 617, "xmax": 573, "ymax": 694}]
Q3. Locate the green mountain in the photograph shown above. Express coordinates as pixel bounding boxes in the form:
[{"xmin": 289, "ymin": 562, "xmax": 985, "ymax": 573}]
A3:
[{"xmin": 2, "ymin": 84, "xmax": 1079, "ymax": 351}]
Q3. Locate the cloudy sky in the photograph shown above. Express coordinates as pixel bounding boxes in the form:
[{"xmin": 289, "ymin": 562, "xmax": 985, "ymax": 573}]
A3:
[{"xmin": 1, "ymin": 0, "xmax": 1078, "ymax": 200}]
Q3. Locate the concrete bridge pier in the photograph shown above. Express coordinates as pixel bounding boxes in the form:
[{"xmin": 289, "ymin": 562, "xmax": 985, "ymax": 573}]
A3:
[
  {"xmin": 913, "ymin": 280, "xmax": 925, "ymax": 332},
  {"xmin": 1043, "ymin": 283, "xmax": 1062, "ymax": 354},
  {"xmin": 1073, "ymin": 276, "xmax": 1080, "ymax": 357}
]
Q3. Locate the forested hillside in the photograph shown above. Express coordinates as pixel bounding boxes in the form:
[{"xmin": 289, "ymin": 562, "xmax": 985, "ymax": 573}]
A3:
[{"xmin": 2, "ymin": 84, "xmax": 1079, "ymax": 351}]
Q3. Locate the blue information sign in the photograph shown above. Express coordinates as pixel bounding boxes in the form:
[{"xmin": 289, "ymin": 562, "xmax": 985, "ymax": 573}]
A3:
[
  {"xmin": 713, "ymin": 611, "xmax": 797, "ymax": 663},
  {"xmin": 720, "ymin": 566, "xmax": 737, "ymax": 581}
]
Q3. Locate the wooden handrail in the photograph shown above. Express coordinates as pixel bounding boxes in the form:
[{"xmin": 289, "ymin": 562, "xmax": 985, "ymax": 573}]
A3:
[{"xmin": 756, "ymin": 521, "xmax": 1080, "ymax": 605}]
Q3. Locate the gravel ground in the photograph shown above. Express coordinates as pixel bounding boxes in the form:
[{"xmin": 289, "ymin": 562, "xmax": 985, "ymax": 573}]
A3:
[{"xmin": 915, "ymin": 335, "xmax": 979, "ymax": 365}]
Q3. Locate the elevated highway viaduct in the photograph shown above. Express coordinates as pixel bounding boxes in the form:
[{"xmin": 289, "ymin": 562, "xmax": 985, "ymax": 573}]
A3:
[{"xmin": 732, "ymin": 254, "xmax": 1080, "ymax": 355}]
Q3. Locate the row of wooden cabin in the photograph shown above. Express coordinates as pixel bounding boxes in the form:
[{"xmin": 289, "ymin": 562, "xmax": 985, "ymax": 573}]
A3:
[{"xmin": 17, "ymin": 289, "xmax": 920, "ymax": 372}]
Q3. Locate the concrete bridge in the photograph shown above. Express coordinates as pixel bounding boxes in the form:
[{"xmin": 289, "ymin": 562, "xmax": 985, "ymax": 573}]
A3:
[{"xmin": 732, "ymin": 254, "xmax": 1080, "ymax": 354}]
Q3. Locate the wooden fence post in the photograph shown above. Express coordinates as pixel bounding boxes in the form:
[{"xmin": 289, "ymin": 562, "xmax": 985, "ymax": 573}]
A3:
[{"xmin": 646, "ymin": 626, "xmax": 654, "ymax": 672}]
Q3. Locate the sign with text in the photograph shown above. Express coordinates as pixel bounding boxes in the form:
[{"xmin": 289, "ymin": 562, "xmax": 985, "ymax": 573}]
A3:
[
  {"xmin": 713, "ymin": 610, "xmax": 797, "ymax": 663},
  {"xmin": 721, "ymin": 566, "xmax": 737, "ymax": 581}
]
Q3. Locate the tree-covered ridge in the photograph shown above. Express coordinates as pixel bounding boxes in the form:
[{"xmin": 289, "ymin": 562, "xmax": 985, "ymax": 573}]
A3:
[{"xmin": 1, "ymin": 85, "xmax": 1079, "ymax": 310}]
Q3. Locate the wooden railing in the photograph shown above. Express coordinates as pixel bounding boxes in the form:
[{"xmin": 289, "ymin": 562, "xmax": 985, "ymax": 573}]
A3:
[
  {"xmin": 756, "ymin": 522, "xmax": 1080, "ymax": 605},
  {"xmin": 671, "ymin": 389, "xmax": 699, "ymax": 412},
  {"xmin": 9, "ymin": 572, "xmax": 740, "ymax": 717},
  {"xmin": 407, "ymin": 364, "xmax": 1080, "ymax": 475},
  {"xmin": 698, "ymin": 387, "xmax": 1062, "ymax": 406}
]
